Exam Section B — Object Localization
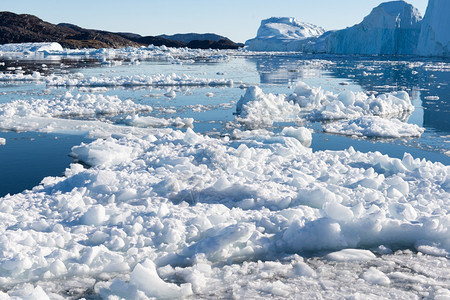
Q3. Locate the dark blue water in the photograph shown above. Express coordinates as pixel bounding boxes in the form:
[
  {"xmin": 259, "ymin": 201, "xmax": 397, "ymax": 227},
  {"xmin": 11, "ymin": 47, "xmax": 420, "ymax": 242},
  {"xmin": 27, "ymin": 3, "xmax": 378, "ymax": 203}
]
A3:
[{"xmin": 0, "ymin": 132, "xmax": 91, "ymax": 197}]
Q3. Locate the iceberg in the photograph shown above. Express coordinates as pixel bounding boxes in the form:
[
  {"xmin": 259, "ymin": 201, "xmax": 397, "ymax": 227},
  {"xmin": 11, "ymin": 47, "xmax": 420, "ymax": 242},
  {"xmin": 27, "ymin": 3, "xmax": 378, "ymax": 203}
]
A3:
[
  {"xmin": 0, "ymin": 42, "xmax": 63, "ymax": 53},
  {"xmin": 417, "ymin": 0, "xmax": 450, "ymax": 57},
  {"xmin": 245, "ymin": 17, "xmax": 325, "ymax": 51},
  {"xmin": 325, "ymin": 1, "xmax": 422, "ymax": 55}
]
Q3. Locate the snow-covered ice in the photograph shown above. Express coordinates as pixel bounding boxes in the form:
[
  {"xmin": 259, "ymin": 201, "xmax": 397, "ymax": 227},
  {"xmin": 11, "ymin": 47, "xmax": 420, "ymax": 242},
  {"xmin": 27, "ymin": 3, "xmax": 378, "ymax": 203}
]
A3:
[
  {"xmin": 0, "ymin": 128, "xmax": 448, "ymax": 298},
  {"xmin": 0, "ymin": 71, "xmax": 45, "ymax": 82},
  {"xmin": 235, "ymin": 82, "xmax": 414, "ymax": 128},
  {"xmin": 0, "ymin": 137, "xmax": 5, "ymax": 145},
  {"xmin": 47, "ymin": 73, "xmax": 234, "ymax": 87},
  {"xmin": 0, "ymin": 92, "xmax": 151, "ymax": 118},
  {"xmin": 323, "ymin": 116, "xmax": 425, "ymax": 138},
  {"xmin": 245, "ymin": 17, "xmax": 325, "ymax": 51}
]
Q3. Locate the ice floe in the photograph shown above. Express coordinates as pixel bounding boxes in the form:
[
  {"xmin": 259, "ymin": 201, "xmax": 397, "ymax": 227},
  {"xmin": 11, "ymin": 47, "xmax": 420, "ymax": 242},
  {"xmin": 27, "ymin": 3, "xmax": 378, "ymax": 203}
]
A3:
[
  {"xmin": 0, "ymin": 92, "xmax": 151, "ymax": 118},
  {"xmin": 323, "ymin": 116, "xmax": 425, "ymax": 138},
  {"xmin": 0, "ymin": 128, "xmax": 448, "ymax": 297},
  {"xmin": 235, "ymin": 82, "xmax": 415, "ymax": 128},
  {"xmin": 46, "ymin": 73, "xmax": 233, "ymax": 87},
  {"xmin": 124, "ymin": 115, "xmax": 194, "ymax": 128}
]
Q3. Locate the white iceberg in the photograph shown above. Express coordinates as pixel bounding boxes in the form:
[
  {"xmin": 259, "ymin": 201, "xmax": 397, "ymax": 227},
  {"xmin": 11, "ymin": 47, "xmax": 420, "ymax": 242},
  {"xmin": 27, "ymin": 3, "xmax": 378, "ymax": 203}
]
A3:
[
  {"xmin": 0, "ymin": 42, "xmax": 63, "ymax": 53},
  {"xmin": 326, "ymin": 1, "xmax": 422, "ymax": 55},
  {"xmin": 417, "ymin": 0, "xmax": 450, "ymax": 57},
  {"xmin": 245, "ymin": 17, "xmax": 325, "ymax": 51}
]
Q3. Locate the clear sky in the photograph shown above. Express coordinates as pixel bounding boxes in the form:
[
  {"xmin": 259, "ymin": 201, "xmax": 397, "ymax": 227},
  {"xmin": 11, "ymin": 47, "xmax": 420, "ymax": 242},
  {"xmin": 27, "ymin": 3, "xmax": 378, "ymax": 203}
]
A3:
[{"xmin": 1, "ymin": 0, "xmax": 429, "ymax": 43}]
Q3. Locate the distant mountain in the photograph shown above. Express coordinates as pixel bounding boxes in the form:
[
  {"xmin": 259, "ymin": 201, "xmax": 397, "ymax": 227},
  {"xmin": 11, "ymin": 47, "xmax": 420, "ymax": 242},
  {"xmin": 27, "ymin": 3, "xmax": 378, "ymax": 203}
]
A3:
[
  {"xmin": 158, "ymin": 33, "xmax": 231, "ymax": 43},
  {"xmin": 0, "ymin": 12, "xmax": 142, "ymax": 49},
  {"xmin": 0, "ymin": 11, "xmax": 243, "ymax": 50}
]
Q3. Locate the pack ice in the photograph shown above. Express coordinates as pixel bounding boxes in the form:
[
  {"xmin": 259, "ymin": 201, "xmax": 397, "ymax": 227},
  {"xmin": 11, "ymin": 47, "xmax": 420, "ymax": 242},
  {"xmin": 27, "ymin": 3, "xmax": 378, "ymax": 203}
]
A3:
[
  {"xmin": 0, "ymin": 124, "xmax": 448, "ymax": 298},
  {"xmin": 235, "ymin": 82, "xmax": 417, "ymax": 135}
]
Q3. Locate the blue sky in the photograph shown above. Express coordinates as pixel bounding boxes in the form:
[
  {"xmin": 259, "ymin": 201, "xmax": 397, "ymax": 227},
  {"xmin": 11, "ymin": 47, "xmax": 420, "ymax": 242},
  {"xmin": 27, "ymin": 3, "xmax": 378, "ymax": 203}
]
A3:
[{"xmin": 2, "ymin": 0, "xmax": 429, "ymax": 42}]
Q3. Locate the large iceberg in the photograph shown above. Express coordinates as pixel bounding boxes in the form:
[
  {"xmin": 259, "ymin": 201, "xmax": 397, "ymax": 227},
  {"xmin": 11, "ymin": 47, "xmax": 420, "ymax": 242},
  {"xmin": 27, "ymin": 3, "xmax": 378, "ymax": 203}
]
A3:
[
  {"xmin": 326, "ymin": 1, "xmax": 422, "ymax": 55},
  {"xmin": 245, "ymin": 17, "xmax": 325, "ymax": 51},
  {"xmin": 417, "ymin": 0, "xmax": 450, "ymax": 57}
]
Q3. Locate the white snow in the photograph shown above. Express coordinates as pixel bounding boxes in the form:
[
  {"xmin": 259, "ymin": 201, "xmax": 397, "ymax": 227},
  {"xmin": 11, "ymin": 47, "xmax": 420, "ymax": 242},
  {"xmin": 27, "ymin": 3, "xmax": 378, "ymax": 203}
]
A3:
[
  {"xmin": 245, "ymin": 17, "xmax": 325, "ymax": 51},
  {"xmin": 326, "ymin": 1, "xmax": 422, "ymax": 55},
  {"xmin": 323, "ymin": 116, "xmax": 425, "ymax": 138},
  {"xmin": 417, "ymin": 0, "xmax": 450, "ymax": 57}
]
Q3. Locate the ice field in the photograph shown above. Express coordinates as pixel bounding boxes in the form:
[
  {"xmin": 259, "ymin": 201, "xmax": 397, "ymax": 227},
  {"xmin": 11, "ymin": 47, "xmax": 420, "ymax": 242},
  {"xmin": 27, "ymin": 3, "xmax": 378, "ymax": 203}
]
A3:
[{"xmin": 0, "ymin": 44, "xmax": 449, "ymax": 299}]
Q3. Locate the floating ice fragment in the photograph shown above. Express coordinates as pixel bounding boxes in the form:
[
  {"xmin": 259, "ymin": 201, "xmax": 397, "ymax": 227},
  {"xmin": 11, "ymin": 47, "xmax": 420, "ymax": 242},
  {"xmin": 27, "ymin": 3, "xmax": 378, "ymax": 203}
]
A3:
[
  {"xmin": 323, "ymin": 116, "xmax": 425, "ymax": 138},
  {"xmin": 326, "ymin": 249, "xmax": 376, "ymax": 262}
]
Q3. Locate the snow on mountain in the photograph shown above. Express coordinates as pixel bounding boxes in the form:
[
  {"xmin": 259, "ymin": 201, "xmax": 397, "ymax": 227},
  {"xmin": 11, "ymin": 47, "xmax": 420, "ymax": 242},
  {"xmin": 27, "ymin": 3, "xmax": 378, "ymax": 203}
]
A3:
[
  {"xmin": 326, "ymin": 1, "xmax": 422, "ymax": 55},
  {"xmin": 245, "ymin": 17, "xmax": 325, "ymax": 51},
  {"xmin": 417, "ymin": 0, "xmax": 450, "ymax": 57}
]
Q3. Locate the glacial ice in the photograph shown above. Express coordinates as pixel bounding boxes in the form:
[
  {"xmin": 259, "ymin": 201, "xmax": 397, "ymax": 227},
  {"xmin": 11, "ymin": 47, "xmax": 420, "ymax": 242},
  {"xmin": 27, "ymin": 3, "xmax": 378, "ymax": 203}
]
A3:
[
  {"xmin": 326, "ymin": 1, "xmax": 422, "ymax": 55},
  {"xmin": 417, "ymin": 0, "xmax": 450, "ymax": 57},
  {"xmin": 245, "ymin": 0, "xmax": 449, "ymax": 57},
  {"xmin": 245, "ymin": 17, "xmax": 325, "ymax": 51}
]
